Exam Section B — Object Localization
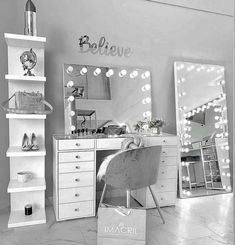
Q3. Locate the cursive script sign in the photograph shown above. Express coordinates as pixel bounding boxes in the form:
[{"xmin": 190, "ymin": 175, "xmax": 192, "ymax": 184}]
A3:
[{"xmin": 78, "ymin": 35, "xmax": 132, "ymax": 58}]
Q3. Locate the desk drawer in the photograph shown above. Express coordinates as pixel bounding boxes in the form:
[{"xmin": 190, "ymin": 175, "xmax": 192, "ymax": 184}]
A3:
[
  {"xmin": 59, "ymin": 186, "xmax": 94, "ymax": 204},
  {"xmin": 147, "ymin": 191, "xmax": 176, "ymax": 207},
  {"xmin": 59, "ymin": 151, "xmax": 94, "ymax": 162},
  {"xmin": 59, "ymin": 201, "xmax": 94, "ymax": 219},
  {"xmin": 154, "ymin": 179, "xmax": 176, "ymax": 192},
  {"xmin": 96, "ymin": 138, "xmax": 125, "ymax": 149},
  {"xmin": 59, "ymin": 161, "xmax": 94, "ymax": 173},
  {"xmin": 158, "ymin": 165, "xmax": 177, "ymax": 179},
  {"xmin": 146, "ymin": 137, "xmax": 177, "ymax": 146},
  {"xmin": 58, "ymin": 139, "xmax": 95, "ymax": 150},
  {"xmin": 161, "ymin": 147, "xmax": 177, "ymax": 157},
  {"xmin": 59, "ymin": 172, "xmax": 94, "ymax": 188},
  {"xmin": 160, "ymin": 156, "xmax": 177, "ymax": 166}
]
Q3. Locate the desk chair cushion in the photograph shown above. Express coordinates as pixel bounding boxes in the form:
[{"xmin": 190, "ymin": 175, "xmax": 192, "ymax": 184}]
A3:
[{"xmin": 105, "ymin": 145, "xmax": 162, "ymax": 190}]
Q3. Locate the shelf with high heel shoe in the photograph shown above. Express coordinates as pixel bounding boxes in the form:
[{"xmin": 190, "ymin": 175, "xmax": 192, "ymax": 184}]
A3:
[
  {"xmin": 6, "ymin": 146, "xmax": 46, "ymax": 157},
  {"xmin": 7, "ymin": 178, "xmax": 46, "ymax": 193},
  {"xmin": 4, "ymin": 32, "xmax": 48, "ymax": 228}
]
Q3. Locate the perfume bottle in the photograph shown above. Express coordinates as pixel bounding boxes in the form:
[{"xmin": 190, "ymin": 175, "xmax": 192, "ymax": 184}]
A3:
[{"xmin": 24, "ymin": 0, "xmax": 37, "ymax": 36}]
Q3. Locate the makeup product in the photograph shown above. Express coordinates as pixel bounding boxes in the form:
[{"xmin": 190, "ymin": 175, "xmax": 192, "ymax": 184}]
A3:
[
  {"xmin": 25, "ymin": 204, "xmax": 32, "ymax": 215},
  {"xmin": 24, "ymin": 0, "xmax": 37, "ymax": 36}
]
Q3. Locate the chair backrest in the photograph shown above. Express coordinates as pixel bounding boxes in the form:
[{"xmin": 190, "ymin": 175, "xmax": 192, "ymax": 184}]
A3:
[{"xmin": 105, "ymin": 145, "xmax": 162, "ymax": 190}]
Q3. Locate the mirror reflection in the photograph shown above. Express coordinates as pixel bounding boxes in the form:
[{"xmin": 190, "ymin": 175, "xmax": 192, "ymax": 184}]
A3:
[
  {"xmin": 174, "ymin": 61, "xmax": 231, "ymax": 198},
  {"xmin": 63, "ymin": 64, "xmax": 152, "ymax": 135}
]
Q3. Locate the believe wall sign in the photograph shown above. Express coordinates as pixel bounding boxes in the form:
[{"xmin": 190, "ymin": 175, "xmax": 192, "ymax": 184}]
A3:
[{"xmin": 78, "ymin": 35, "xmax": 133, "ymax": 58}]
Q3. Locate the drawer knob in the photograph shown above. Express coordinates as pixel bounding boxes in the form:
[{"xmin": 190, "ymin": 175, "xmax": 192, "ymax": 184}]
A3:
[
  {"xmin": 161, "ymin": 185, "xmax": 164, "ymax": 188},
  {"xmin": 75, "ymin": 166, "xmax": 80, "ymax": 169},
  {"xmin": 74, "ymin": 208, "xmax": 80, "ymax": 212},
  {"xmin": 161, "ymin": 171, "xmax": 165, "ymax": 174},
  {"xmin": 75, "ymin": 193, "xmax": 80, "ymax": 197},
  {"xmin": 161, "ymin": 160, "xmax": 165, "ymax": 163},
  {"xmin": 75, "ymin": 155, "xmax": 80, "ymax": 159},
  {"xmin": 161, "ymin": 198, "xmax": 164, "ymax": 200},
  {"xmin": 163, "ymin": 140, "xmax": 166, "ymax": 143},
  {"xmin": 75, "ymin": 143, "xmax": 80, "ymax": 147},
  {"xmin": 75, "ymin": 178, "xmax": 80, "ymax": 182},
  {"xmin": 162, "ymin": 151, "xmax": 166, "ymax": 154}
]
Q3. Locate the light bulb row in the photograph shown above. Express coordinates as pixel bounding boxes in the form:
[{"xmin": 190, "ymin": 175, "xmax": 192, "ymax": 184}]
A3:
[
  {"xmin": 182, "ymin": 190, "xmax": 191, "ymax": 196},
  {"xmin": 176, "ymin": 63, "xmax": 224, "ymax": 74},
  {"xmin": 67, "ymin": 65, "xmax": 150, "ymax": 79},
  {"xmin": 221, "ymin": 158, "xmax": 230, "ymax": 164},
  {"xmin": 216, "ymin": 132, "xmax": 229, "ymax": 138},
  {"xmin": 182, "ymin": 176, "xmax": 190, "ymax": 181},
  {"xmin": 220, "ymin": 145, "xmax": 229, "ymax": 150},
  {"xmin": 181, "ymin": 162, "xmax": 189, "ymax": 167},
  {"xmin": 222, "ymin": 172, "xmax": 231, "ymax": 177},
  {"xmin": 223, "ymin": 185, "xmax": 232, "ymax": 191}
]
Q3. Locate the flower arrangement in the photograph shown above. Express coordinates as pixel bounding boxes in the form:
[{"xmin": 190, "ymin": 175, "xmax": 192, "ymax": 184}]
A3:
[
  {"xmin": 133, "ymin": 118, "xmax": 166, "ymax": 134},
  {"xmin": 148, "ymin": 118, "xmax": 165, "ymax": 129}
]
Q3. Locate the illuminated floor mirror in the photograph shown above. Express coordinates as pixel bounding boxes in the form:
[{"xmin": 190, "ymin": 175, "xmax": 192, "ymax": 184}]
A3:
[{"xmin": 174, "ymin": 61, "xmax": 232, "ymax": 198}]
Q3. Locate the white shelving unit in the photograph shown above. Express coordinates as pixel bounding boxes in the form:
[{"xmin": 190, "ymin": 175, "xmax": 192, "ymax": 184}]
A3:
[{"xmin": 4, "ymin": 33, "xmax": 47, "ymax": 228}]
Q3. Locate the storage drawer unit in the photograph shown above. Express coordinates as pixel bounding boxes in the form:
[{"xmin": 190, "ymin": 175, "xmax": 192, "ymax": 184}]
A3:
[
  {"xmin": 53, "ymin": 137, "xmax": 96, "ymax": 221},
  {"xmin": 132, "ymin": 135, "xmax": 179, "ymax": 208}
]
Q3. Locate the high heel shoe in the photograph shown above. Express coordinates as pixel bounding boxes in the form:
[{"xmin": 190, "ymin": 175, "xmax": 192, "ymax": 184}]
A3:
[
  {"xmin": 22, "ymin": 133, "xmax": 31, "ymax": 151},
  {"xmin": 30, "ymin": 133, "xmax": 39, "ymax": 151}
]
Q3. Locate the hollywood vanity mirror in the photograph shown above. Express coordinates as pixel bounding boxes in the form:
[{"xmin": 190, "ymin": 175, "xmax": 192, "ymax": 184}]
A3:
[
  {"xmin": 63, "ymin": 64, "xmax": 152, "ymax": 135},
  {"xmin": 174, "ymin": 61, "xmax": 232, "ymax": 198}
]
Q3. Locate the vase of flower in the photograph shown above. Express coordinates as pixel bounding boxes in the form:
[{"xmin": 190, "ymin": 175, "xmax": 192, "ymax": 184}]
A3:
[
  {"xmin": 148, "ymin": 118, "xmax": 165, "ymax": 135},
  {"xmin": 133, "ymin": 118, "xmax": 165, "ymax": 135},
  {"xmin": 151, "ymin": 127, "xmax": 161, "ymax": 135}
]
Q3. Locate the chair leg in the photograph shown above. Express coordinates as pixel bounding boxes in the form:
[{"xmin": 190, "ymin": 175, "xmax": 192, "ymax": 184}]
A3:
[
  {"xmin": 148, "ymin": 186, "xmax": 165, "ymax": 224},
  {"xmin": 98, "ymin": 183, "xmax": 107, "ymax": 208},
  {"xmin": 126, "ymin": 189, "xmax": 131, "ymax": 208}
]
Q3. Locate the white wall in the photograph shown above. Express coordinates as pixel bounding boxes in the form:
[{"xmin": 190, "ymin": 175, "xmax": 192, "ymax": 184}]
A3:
[{"xmin": 0, "ymin": 0, "xmax": 233, "ymax": 206}]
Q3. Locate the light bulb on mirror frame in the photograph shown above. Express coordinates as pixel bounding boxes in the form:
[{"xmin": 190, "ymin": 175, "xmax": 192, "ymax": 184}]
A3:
[
  {"xmin": 106, "ymin": 69, "xmax": 114, "ymax": 77},
  {"xmin": 70, "ymin": 111, "xmax": 75, "ymax": 117},
  {"xmin": 80, "ymin": 67, "xmax": 87, "ymax": 75},
  {"xmin": 119, "ymin": 69, "xmax": 127, "ymax": 77},
  {"xmin": 68, "ymin": 95, "xmax": 75, "ymax": 102},
  {"xmin": 93, "ymin": 68, "xmax": 101, "ymax": 76},
  {"xmin": 130, "ymin": 70, "xmax": 138, "ymax": 78},
  {"xmin": 66, "ymin": 65, "xmax": 74, "ymax": 73},
  {"xmin": 143, "ymin": 111, "xmax": 151, "ymax": 118},
  {"xmin": 66, "ymin": 80, "xmax": 74, "ymax": 88},
  {"xmin": 71, "ymin": 125, "xmax": 76, "ymax": 131},
  {"xmin": 141, "ymin": 71, "xmax": 150, "ymax": 79},
  {"xmin": 142, "ymin": 97, "xmax": 151, "ymax": 104},
  {"xmin": 141, "ymin": 84, "xmax": 151, "ymax": 92},
  {"xmin": 186, "ymin": 191, "xmax": 191, "ymax": 196}
]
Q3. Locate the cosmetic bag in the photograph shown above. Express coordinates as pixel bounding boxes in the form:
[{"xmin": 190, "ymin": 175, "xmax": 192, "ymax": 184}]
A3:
[
  {"xmin": 97, "ymin": 204, "xmax": 146, "ymax": 245},
  {"xmin": 1, "ymin": 91, "xmax": 53, "ymax": 114}
]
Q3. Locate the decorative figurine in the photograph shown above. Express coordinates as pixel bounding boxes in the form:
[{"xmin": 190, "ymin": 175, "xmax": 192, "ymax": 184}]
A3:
[
  {"xmin": 24, "ymin": 0, "xmax": 37, "ymax": 36},
  {"xmin": 20, "ymin": 48, "xmax": 37, "ymax": 76}
]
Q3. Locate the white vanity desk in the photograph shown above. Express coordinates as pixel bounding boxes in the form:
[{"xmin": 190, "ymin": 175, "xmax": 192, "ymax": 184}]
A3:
[{"xmin": 53, "ymin": 133, "xmax": 179, "ymax": 221}]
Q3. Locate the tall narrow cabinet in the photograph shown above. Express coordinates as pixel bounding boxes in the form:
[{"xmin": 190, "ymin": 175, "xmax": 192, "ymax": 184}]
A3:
[{"xmin": 4, "ymin": 33, "xmax": 47, "ymax": 228}]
